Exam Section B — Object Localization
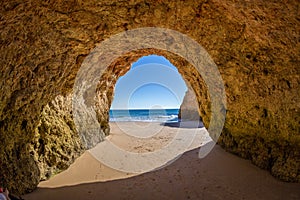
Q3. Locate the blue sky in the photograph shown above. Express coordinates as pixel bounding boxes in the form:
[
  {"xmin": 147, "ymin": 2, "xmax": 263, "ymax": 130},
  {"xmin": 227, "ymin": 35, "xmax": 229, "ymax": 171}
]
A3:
[{"xmin": 110, "ymin": 55, "xmax": 188, "ymax": 109}]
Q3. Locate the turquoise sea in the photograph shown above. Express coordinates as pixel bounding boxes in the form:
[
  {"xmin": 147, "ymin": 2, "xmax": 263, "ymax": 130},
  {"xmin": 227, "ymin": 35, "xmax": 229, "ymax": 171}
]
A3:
[{"xmin": 109, "ymin": 109, "xmax": 179, "ymax": 122}]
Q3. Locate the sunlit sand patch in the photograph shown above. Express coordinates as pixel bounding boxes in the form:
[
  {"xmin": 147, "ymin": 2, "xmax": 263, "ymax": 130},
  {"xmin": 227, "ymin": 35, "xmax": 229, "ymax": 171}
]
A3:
[{"xmin": 39, "ymin": 122, "xmax": 212, "ymax": 188}]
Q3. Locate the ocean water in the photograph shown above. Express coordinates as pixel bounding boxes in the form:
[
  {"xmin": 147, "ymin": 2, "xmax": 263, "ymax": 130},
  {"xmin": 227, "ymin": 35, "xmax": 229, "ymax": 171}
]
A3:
[{"xmin": 109, "ymin": 109, "xmax": 179, "ymax": 122}]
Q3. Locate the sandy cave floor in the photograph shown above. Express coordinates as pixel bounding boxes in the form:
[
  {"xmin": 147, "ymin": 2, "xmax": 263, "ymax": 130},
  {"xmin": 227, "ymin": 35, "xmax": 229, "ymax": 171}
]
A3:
[{"xmin": 23, "ymin": 122, "xmax": 300, "ymax": 200}]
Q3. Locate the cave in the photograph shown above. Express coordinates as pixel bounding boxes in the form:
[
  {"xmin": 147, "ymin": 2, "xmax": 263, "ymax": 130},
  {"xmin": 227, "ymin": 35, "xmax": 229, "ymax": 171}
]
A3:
[{"xmin": 0, "ymin": 0, "xmax": 299, "ymax": 195}]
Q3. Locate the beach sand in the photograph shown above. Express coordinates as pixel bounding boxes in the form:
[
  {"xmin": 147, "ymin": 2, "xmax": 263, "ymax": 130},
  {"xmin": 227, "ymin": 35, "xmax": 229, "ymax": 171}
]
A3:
[{"xmin": 24, "ymin": 122, "xmax": 300, "ymax": 200}]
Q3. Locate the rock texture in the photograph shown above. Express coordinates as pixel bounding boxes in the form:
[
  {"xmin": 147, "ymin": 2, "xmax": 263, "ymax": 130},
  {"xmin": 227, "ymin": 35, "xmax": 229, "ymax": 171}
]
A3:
[
  {"xmin": 0, "ymin": 0, "xmax": 299, "ymax": 194},
  {"xmin": 178, "ymin": 87, "xmax": 204, "ymax": 121},
  {"xmin": 32, "ymin": 94, "xmax": 84, "ymax": 181}
]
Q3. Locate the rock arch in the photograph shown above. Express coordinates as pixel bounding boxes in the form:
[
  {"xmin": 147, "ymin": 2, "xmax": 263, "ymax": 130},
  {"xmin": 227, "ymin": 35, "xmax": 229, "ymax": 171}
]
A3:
[
  {"xmin": 0, "ymin": 0, "xmax": 299, "ymax": 194},
  {"xmin": 93, "ymin": 49, "xmax": 213, "ymax": 147}
]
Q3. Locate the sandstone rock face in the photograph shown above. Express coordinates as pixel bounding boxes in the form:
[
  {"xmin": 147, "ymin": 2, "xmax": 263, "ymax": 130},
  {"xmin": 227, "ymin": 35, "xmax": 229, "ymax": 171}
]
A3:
[
  {"xmin": 0, "ymin": 0, "xmax": 299, "ymax": 194},
  {"xmin": 178, "ymin": 87, "xmax": 205, "ymax": 122},
  {"xmin": 32, "ymin": 94, "xmax": 84, "ymax": 181}
]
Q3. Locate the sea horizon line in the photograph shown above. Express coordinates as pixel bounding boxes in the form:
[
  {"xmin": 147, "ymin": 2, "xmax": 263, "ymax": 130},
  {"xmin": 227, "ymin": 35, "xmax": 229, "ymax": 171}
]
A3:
[{"xmin": 110, "ymin": 108, "xmax": 180, "ymax": 110}]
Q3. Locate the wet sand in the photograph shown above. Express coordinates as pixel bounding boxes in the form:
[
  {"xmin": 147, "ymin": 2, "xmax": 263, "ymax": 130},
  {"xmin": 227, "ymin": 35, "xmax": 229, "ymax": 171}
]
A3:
[{"xmin": 24, "ymin": 122, "xmax": 300, "ymax": 200}]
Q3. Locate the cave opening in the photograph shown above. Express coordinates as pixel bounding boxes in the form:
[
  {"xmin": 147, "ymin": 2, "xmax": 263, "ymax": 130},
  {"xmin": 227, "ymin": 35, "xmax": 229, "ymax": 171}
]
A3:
[{"xmin": 109, "ymin": 55, "xmax": 188, "ymax": 124}]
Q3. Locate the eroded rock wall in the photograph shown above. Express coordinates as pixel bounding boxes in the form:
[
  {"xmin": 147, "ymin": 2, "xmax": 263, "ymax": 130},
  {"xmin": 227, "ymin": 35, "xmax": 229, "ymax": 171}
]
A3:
[
  {"xmin": 32, "ymin": 94, "xmax": 84, "ymax": 181},
  {"xmin": 0, "ymin": 0, "xmax": 299, "ymax": 194}
]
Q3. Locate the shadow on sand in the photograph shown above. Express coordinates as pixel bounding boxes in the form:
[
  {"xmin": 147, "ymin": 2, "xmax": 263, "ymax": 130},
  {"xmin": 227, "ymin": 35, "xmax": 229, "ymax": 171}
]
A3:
[
  {"xmin": 23, "ymin": 146, "xmax": 300, "ymax": 200},
  {"xmin": 161, "ymin": 120, "xmax": 204, "ymax": 128}
]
